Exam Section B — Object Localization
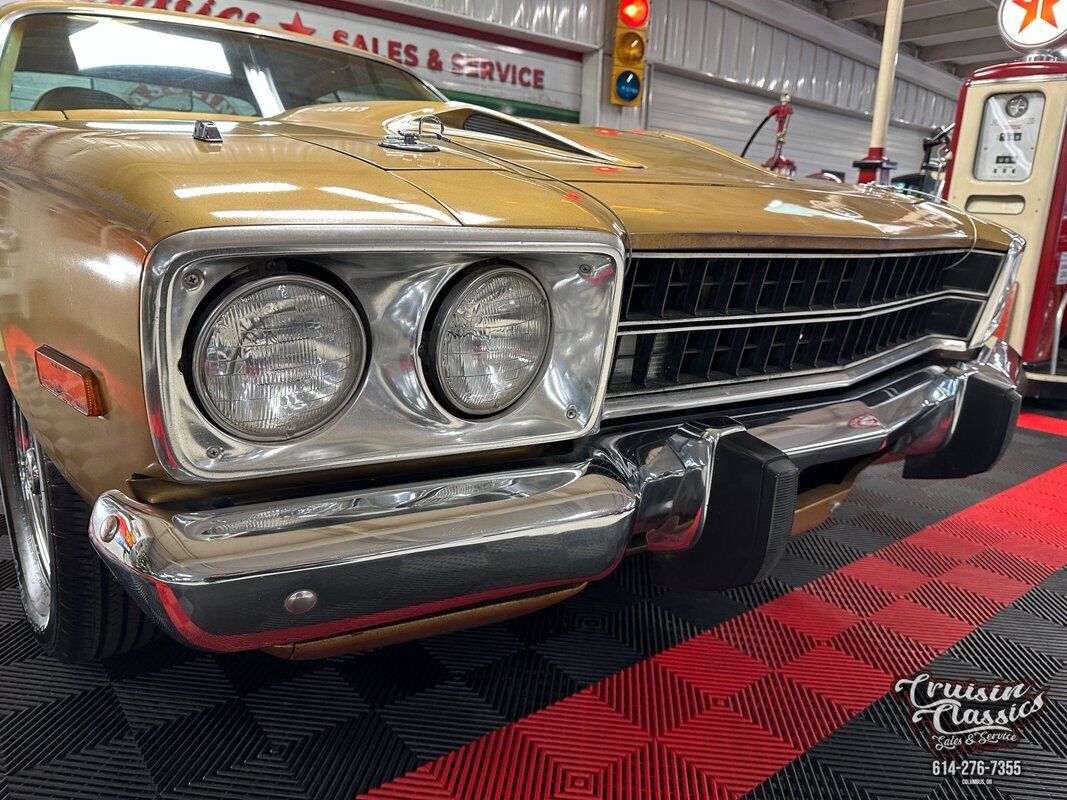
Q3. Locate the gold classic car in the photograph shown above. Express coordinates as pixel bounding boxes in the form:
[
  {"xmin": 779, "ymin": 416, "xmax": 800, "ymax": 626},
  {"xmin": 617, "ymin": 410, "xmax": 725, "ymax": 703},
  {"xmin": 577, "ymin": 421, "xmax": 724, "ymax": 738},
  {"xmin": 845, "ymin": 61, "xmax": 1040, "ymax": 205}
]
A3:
[{"xmin": 0, "ymin": 1, "xmax": 1024, "ymax": 661}]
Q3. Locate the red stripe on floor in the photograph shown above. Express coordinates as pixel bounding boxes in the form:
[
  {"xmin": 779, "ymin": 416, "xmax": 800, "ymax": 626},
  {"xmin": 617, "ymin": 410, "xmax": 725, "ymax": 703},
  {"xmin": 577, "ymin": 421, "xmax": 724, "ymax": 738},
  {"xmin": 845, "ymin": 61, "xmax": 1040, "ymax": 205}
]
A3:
[
  {"xmin": 362, "ymin": 463, "xmax": 1067, "ymax": 800},
  {"xmin": 1018, "ymin": 412, "xmax": 1067, "ymax": 436}
]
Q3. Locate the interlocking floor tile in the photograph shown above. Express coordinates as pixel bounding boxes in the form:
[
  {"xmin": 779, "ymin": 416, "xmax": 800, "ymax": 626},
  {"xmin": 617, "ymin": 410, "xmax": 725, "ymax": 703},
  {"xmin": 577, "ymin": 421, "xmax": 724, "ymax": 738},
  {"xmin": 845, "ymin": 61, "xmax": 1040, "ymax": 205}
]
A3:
[{"xmin": 0, "ymin": 414, "xmax": 1064, "ymax": 800}]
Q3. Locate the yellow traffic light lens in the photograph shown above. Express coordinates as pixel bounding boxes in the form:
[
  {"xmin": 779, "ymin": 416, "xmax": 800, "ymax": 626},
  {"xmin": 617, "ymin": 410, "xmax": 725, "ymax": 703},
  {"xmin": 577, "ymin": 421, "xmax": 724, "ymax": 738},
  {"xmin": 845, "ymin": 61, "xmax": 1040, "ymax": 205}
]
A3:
[
  {"xmin": 616, "ymin": 31, "xmax": 645, "ymax": 64},
  {"xmin": 619, "ymin": 0, "xmax": 650, "ymax": 27}
]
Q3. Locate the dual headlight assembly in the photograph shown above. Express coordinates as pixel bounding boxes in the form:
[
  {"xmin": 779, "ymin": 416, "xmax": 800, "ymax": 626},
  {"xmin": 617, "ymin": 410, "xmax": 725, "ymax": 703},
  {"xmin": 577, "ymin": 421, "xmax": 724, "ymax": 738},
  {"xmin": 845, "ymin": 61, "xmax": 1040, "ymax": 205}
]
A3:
[{"xmin": 190, "ymin": 266, "xmax": 551, "ymax": 441}]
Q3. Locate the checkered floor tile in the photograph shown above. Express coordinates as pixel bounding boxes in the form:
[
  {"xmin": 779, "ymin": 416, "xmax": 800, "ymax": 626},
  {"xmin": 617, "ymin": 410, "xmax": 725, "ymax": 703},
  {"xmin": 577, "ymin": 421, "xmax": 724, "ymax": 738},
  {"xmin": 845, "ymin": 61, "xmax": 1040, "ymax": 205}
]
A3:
[{"xmin": 0, "ymin": 413, "xmax": 1065, "ymax": 799}]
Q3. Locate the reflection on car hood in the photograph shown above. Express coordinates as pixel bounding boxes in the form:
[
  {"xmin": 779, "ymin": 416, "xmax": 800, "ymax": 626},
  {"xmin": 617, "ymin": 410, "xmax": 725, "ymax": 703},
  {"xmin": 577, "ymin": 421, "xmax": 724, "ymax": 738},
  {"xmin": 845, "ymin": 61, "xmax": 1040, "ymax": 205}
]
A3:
[
  {"xmin": 269, "ymin": 101, "xmax": 999, "ymax": 250},
  {"xmin": 0, "ymin": 102, "xmax": 1011, "ymax": 251},
  {"xmin": 271, "ymin": 100, "xmax": 801, "ymax": 185}
]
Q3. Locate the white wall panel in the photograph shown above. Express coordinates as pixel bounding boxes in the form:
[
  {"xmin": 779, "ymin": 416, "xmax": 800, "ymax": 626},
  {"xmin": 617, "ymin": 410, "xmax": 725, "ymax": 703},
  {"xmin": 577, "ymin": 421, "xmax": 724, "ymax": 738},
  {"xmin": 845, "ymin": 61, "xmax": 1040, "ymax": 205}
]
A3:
[
  {"xmin": 648, "ymin": 70, "xmax": 929, "ymax": 177},
  {"xmin": 648, "ymin": 0, "xmax": 956, "ymax": 131},
  {"xmin": 372, "ymin": 0, "xmax": 604, "ymax": 47}
]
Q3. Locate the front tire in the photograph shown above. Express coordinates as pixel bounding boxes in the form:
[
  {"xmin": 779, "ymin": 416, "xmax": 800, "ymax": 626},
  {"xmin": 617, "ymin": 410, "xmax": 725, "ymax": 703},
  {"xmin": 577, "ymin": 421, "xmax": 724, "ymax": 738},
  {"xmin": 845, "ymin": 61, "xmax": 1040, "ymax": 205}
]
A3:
[{"xmin": 0, "ymin": 381, "xmax": 156, "ymax": 662}]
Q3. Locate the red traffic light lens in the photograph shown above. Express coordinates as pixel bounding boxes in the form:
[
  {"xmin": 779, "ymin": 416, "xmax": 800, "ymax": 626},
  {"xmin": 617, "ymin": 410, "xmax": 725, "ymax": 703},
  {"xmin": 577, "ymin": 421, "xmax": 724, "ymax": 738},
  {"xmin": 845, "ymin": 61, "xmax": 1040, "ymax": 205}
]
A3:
[{"xmin": 619, "ymin": 0, "xmax": 649, "ymax": 27}]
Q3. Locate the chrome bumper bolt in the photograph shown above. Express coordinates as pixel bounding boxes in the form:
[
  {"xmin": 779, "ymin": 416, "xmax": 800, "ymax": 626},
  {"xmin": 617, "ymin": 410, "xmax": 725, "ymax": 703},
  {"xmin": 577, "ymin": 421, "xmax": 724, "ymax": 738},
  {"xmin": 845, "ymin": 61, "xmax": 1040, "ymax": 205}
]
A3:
[
  {"xmin": 285, "ymin": 590, "xmax": 317, "ymax": 614},
  {"xmin": 99, "ymin": 515, "xmax": 121, "ymax": 543}
]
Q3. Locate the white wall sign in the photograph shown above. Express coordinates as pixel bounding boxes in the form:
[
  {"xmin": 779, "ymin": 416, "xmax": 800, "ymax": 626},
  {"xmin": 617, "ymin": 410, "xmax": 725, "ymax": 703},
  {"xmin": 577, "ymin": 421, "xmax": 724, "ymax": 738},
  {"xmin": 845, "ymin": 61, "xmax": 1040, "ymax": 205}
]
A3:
[
  {"xmin": 102, "ymin": 0, "xmax": 583, "ymax": 113},
  {"xmin": 998, "ymin": 0, "xmax": 1067, "ymax": 52}
]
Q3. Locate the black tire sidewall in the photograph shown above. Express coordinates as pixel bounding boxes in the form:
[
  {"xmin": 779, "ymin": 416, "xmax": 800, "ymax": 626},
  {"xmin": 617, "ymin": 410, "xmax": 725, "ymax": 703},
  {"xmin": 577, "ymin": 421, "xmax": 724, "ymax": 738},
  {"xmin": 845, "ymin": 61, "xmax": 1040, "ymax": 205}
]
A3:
[{"xmin": 0, "ymin": 379, "xmax": 61, "ymax": 649}]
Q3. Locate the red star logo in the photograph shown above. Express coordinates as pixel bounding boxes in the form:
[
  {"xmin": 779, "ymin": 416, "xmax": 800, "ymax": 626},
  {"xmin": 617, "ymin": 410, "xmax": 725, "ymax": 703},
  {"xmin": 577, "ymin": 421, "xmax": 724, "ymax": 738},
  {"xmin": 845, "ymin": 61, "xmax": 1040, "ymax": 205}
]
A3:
[
  {"xmin": 1013, "ymin": 0, "xmax": 1061, "ymax": 32},
  {"xmin": 279, "ymin": 12, "xmax": 316, "ymax": 36}
]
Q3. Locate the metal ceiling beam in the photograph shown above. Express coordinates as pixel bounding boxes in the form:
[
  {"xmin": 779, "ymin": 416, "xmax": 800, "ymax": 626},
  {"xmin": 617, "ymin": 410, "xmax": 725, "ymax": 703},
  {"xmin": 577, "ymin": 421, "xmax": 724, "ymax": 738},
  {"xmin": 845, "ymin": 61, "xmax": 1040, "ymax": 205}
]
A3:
[
  {"xmin": 710, "ymin": 0, "xmax": 963, "ymax": 97},
  {"xmin": 899, "ymin": 7, "xmax": 997, "ymax": 40},
  {"xmin": 919, "ymin": 35, "xmax": 1015, "ymax": 61},
  {"xmin": 950, "ymin": 49, "xmax": 1018, "ymax": 64},
  {"xmin": 967, "ymin": 55, "xmax": 1019, "ymax": 69},
  {"xmin": 828, "ymin": 0, "xmax": 947, "ymax": 22}
]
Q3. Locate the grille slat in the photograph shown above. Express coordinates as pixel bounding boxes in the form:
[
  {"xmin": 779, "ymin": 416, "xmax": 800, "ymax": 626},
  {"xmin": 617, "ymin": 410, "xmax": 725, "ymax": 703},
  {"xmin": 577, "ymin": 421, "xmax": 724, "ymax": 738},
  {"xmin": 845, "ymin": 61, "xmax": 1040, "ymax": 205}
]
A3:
[
  {"xmin": 621, "ymin": 249, "xmax": 1001, "ymax": 322},
  {"xmin": 608, "ymin": 248, "xmax": 1004, "ymax": 400}
]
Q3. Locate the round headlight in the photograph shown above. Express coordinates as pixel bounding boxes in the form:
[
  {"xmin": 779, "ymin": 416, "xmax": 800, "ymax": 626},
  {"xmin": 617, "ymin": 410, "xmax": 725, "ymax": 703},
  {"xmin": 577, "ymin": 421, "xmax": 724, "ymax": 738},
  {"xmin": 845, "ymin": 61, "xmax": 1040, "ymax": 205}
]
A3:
[
  {"xmin": 193, "ymin": 275, "xmax": 365, "ymax": 441},
  {"xmin": 429, "ymin": 267, "xmax": 550, "ymax": 416}
]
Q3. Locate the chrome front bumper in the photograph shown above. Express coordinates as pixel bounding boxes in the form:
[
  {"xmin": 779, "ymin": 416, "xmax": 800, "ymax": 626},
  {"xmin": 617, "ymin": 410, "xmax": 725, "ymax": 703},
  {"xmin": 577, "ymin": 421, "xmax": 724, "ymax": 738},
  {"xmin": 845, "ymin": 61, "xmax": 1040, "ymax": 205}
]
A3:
[{"xmin": 90, "ymin": 341, "xmax": 1022, "ymax": 652}]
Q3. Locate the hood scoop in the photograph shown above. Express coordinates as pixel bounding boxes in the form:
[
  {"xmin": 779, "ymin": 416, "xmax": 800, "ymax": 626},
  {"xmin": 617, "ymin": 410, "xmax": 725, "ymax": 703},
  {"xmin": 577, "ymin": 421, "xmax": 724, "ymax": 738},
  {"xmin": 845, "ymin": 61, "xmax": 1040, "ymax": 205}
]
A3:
[
  {"xmin": 460, "ymin": 112, "xmax": 593, "ymax": 158},
  {"xmin": 271, "ymin": 101, "xmax": 626, "ymax": 168}
]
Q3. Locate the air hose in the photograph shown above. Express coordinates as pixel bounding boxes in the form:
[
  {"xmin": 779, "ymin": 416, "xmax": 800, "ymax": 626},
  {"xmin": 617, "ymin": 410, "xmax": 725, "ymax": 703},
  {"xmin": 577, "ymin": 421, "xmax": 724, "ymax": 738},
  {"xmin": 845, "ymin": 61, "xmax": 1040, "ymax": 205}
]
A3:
[{"xmin": 740, "ymin": 112, "xmax": 774, "ymax": 160}]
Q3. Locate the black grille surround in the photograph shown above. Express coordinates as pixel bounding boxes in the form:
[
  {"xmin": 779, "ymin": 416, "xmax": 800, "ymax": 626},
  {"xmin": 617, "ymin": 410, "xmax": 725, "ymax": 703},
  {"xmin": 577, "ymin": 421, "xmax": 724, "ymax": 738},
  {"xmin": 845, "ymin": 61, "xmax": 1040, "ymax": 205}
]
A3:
[{"xmin": 608, "ymin": 249, "xmax": 1004, "ymax": 400}]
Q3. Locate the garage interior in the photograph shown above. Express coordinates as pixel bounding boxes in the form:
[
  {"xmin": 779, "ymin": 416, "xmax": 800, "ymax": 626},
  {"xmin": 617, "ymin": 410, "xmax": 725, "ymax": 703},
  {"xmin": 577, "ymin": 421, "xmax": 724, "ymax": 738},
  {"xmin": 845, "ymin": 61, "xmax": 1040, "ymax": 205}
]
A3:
[{"xmin": 1, "ymin": 0, "xmax": 1066, "ymax": 798}]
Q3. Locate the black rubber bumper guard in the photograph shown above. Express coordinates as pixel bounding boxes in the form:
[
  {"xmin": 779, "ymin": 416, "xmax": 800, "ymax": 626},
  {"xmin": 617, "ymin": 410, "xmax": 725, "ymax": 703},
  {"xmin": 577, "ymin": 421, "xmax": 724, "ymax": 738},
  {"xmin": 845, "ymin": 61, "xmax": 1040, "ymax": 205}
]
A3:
[{"xmin": 651, "ymin": 368, "xmax": 1021, "ymax": 592}]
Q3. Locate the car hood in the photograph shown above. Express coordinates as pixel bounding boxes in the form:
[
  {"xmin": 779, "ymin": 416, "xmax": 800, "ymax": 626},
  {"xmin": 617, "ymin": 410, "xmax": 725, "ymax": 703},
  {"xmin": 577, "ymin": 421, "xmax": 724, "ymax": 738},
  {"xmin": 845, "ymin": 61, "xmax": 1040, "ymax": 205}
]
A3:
[
  {"xmin": 270, "ymin": 101, "xmax": 1007, "ymax": 251},
  {"xmin": 0, "ymin": 102, "xmax": 1010, "ymax": 251}
]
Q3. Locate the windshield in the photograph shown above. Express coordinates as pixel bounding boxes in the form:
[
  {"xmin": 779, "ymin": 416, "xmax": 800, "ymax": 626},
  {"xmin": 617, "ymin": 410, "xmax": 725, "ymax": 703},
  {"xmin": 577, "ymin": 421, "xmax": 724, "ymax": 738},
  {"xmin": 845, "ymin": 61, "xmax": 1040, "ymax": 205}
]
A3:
[{"xmin": 1, "ymin": 13, "xmax": 442, "ymax": 115}]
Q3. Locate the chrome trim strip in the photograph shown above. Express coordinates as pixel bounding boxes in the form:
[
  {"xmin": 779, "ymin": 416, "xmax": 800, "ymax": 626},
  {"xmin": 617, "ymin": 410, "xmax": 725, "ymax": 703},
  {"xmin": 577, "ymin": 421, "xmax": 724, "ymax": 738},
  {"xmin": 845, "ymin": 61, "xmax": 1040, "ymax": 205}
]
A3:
[
  {"xmin": 617, "ymin": 288, "xmax": 988, "ymax": 328},
  {"xmin": 1026, "ymin": 371, "xmax": 1067, "ymax": 383},
  {"xmin": 142, "ymin": 226, "xmax": 626, "ymax": 483},
  {"xmin": 602, "ymin": 336, "xmax": 969, "ymax": 418},
  {"xmin": 969, "ymin": 236, "xmax": 1024, "ymax": 348},
  {"xmin": 971, "ymin": 74, "xmax": 1067, "ymax": 85},
  {"xmin": 628, "ymin": 248, "xmax": 1002, "ymax": 260},
  {"xmin": 1048, "ymin": 290, "xmax": 1067, "ymax": 375},
  {"xmin": 615, "ymin": 294, "xmax": 983, "ymax": 337}
]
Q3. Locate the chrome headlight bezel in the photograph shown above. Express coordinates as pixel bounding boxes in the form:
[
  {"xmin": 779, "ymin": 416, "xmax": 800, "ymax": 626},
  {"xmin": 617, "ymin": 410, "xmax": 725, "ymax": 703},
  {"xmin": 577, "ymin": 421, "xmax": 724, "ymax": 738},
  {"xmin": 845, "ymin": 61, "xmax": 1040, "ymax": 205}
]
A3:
[
  {"xmin": 141, "ymin": 227, "xmax": 625, "ymax": 483},
  {"xmin": 426, "ymin": 265, "xmax": 552, "ymax": 418},
  {"xmin": 189, "ymin": 273, "xmax": 367, "ymax": 443}
]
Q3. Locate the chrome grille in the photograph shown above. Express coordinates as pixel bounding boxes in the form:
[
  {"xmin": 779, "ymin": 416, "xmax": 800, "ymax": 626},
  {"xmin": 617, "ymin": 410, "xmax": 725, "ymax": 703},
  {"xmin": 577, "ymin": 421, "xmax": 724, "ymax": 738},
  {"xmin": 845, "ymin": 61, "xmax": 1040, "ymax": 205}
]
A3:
[
  {"xmin": 608, "ymin": 249, "xmax": 1002, "ymax": 401},
  {"xmin": 621, "ymin": 250, "xmax": 1002, "ymax": 322}
]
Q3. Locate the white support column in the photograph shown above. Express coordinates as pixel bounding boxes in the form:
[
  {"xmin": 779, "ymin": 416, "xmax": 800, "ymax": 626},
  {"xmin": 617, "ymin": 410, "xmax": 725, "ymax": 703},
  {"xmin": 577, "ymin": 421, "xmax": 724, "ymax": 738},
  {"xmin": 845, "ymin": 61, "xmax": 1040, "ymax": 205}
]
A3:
[
  {"xmin": 855, "ymin": 0, "xmax": 905, "ymax": 183},
  {"xmin": 580, "ymin": 51, "xmax": 604, "ymax": 126}
]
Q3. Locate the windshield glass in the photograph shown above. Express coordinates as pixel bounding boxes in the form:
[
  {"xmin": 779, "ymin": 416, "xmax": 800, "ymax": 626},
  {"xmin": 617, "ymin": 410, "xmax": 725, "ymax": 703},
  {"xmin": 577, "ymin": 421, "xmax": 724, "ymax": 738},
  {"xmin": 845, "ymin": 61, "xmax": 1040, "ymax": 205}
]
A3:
[{"xmin": 2, "ymin": 13, "xmax": 442, "ymax": 115}]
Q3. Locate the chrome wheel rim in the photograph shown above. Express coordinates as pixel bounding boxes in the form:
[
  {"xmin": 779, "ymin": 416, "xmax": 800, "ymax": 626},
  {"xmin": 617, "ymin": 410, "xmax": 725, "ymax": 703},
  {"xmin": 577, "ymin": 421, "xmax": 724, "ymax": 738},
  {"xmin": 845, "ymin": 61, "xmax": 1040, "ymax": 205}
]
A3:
[{"xmin": 10, "ymin": 402, "xmax": 52, "ymax": 628}]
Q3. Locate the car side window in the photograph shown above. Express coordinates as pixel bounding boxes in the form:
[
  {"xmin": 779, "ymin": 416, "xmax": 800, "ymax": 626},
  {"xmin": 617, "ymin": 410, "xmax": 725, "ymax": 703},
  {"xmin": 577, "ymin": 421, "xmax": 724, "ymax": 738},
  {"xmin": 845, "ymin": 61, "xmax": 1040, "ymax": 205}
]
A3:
[
  {"xmin": 9, "ymin": 70, "xmax": 258, "ymax": 115},
  {"xmin": 10, "ymin": 70, "xmax": 88, "ymax": 111}
]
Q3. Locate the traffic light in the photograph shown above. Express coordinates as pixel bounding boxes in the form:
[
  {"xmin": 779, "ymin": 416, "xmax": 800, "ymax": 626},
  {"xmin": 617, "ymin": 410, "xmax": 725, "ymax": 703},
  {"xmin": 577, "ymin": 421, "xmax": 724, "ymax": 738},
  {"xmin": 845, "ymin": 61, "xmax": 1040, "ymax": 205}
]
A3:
[{"xmin": 610, "ymin": 0, "xmax": 649, "ymax": 106}]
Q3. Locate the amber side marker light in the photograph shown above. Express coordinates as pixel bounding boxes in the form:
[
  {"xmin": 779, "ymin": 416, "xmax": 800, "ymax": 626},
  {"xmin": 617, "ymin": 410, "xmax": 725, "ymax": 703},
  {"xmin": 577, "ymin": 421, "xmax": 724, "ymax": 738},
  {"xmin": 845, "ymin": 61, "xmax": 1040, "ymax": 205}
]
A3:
[{"xmin": 34, "ymin": 345, "xmax": 105, "ymax": 417}]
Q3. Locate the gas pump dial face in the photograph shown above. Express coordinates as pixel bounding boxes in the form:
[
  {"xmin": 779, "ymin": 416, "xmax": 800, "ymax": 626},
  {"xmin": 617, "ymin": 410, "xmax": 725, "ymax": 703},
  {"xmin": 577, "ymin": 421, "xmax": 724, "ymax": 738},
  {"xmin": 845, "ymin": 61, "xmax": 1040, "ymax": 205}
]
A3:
[
  {"xmin": 974, "ymin": 91, "xmax": 1045, "ymax": 181},
  {"xmin": 1005, "ymin": 95, "xmax": 1029, "ymax": 118}
]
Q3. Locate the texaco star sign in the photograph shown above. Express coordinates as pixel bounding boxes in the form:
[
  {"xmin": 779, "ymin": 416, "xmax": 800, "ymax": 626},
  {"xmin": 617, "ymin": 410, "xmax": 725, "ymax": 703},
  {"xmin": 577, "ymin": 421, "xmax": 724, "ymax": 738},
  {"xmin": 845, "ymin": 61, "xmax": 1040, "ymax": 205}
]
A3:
[{"xmin": 999, "ymin": 0, "xmax": 1067, "ymax": 50}]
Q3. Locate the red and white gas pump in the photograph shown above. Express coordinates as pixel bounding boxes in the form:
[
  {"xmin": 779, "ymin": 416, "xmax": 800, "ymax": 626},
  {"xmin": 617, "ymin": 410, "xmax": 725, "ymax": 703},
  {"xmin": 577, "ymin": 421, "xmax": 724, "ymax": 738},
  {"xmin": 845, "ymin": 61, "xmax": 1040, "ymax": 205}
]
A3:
[{"xmin": 944, "ymin": 0, "xmax": 1067, "ymax": 397}]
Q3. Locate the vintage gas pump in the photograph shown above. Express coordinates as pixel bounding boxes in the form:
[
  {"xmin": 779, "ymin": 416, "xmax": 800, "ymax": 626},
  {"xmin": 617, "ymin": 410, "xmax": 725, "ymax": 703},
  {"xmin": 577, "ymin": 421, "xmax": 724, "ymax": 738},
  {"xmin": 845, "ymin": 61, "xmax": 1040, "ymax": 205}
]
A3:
[
  {"xmin": 740, "ymin": 94, "xmax": 797, "ymax": 177},
  {"xmin": 943, "ymin": 0, "xmax": 1067, "ymax": 397}
]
